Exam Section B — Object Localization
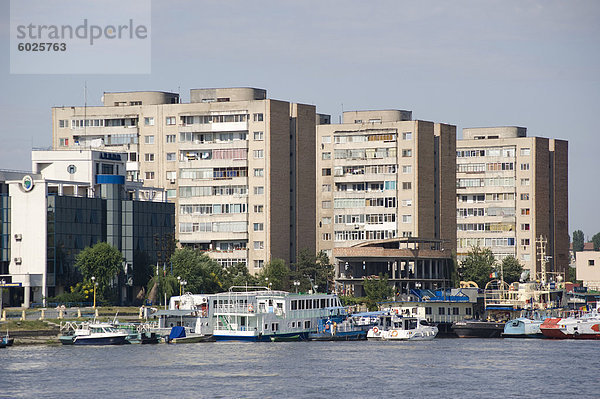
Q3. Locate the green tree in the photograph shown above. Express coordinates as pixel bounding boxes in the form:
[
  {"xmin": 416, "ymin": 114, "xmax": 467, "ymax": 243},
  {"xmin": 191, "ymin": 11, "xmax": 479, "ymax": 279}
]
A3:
[
  {"xmin": 290, "ymin": 249, "xmax": 335, "ymax": 293},
  {"xmin": 572, "ymin": 230, "xmax": 585, "ymax": 253},
  {"xmin": 460, "ymin": 246, "xmax": 496, "ymax": 289},
  {"xmin": 75, "ymin": 242, "xmax": 123, "ymax": 304},
  {"xmin": 498, "ymin": 255, "xmax": 524, "ymax": 284},
  {"xmin": 146, "ymin": 274, "xmax": 179, "ymax": 306},
  {"xmin": 258, "ymin": 258, "xmax": 290, "ymax": 291},
  {"xmin": 171, "ymin": 247, "xmax": 224, "ymax": 294},
  {"xmin": 363, "ymin": 274, "xmax": 393, "ymax": 310},
  {"xmin": 592, "ymin": 233, "xmax": 600, "ymax": 251},
  {"xmin": 221, "ymin": 263, "xmax": 259, "ymax": 290}
]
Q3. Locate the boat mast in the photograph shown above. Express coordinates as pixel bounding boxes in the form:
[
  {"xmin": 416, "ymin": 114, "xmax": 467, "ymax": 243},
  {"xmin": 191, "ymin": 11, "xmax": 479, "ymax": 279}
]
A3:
[{"xmin": 536, "ymin": 236, "xmax": 548, "ymax": 285}]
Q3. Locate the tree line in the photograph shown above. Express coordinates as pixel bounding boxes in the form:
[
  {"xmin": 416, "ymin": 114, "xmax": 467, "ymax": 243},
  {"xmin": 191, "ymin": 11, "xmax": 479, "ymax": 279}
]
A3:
[{"xmin": 48, "ymin": 243, "xmax": 335, "ymax": 306}]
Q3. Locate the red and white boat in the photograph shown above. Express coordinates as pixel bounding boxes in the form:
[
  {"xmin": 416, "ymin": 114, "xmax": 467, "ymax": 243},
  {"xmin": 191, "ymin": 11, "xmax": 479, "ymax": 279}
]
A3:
[{"xmin": 540, "ymin": 304, "xmax": 600, "ymax": 340}]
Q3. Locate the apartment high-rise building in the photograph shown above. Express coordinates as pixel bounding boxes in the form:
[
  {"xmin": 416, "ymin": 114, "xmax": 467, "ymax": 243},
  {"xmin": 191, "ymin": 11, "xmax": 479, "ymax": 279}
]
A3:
[
  {"xmin": 52, "ymin": 88, "xmax": 316, "ymax": 272},
  {"xmin": 316, "ymin": 110, "xmax": 456, "ymax": 259},
  {"xmin": 456, "ymin": 127, "xmax": 569, "ymax": 278}
]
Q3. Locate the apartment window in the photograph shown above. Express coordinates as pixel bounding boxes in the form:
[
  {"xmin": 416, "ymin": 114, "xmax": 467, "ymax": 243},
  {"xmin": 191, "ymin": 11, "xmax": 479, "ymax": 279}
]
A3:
[
  {"xmin": 521, "ymin": 223, "xmax": 530, "ymax": 231},
  {"xmin": 59, "ymin": 120, "xmax": 68, "ymax": 128},
  {"xmin": 129, "ymin": 152, "xmax": 137, "ymax": 162},
  {"xmin": 402, "ymin": 149, "xmax": 412, "ymax": 157},
  {"xmin": 402, "ymin": 199, "xmax": 412, "ymax": 207},
  {"xmin": 322, "ymin": 201, "xmax": 331, "ymax": 209},
  {"xmin": 402, "ymin": 215, "xmax": 412, "ymax": 223},
  {"xmin": 254, "ymin": 205, "xmax": 264, "ymax": 213},
  {"xmin": 520, "ymin": 148, "xmax": 531, "ymax": 156},
  {"xmin": 253, "ymin": 150, "xmax": 264, "ymax": 159},
  {"xmin": 520, "ymin": 193, "xmax": 530, "ymax": 200},
  {"xmin": 145, "ymin": 171, "xmax": 155, "ymax": 180},
  {"xmin": 59, "ymin": 138, "xmax": 69, "ymax": 147},
  {"xmin": 166, "ymin": 171, "xmax": 177, "ymax": 180},
  {"xmin": 402, "ymin": 182, "xmax": 412, "ymax": 190},
  {"xmin": 254, "ymin": 241, "xmax": 264, "ymax": 250},
  {"xmin": 254, "ymin": 131, "xmax": 264, "ymax": 141},
  {"xmin": 402, "ymin": 165, "xmax": 412, "ymax": 174},
  {"xmin": 521, "ymin": 178, "xmax": 530, "ymax": 186},
  {"xmin": 521, "ymin": 239, "xmax": 530, "ymax": 246},
  {"xmin": 254, "ymin": 260, "xmax": 264, "ymax": 268},
  {"xmin": 166, "ymin": 152, "xmax": 176, "ymax": 161},
  {"xmin": 322, "ymin": 168, "xmax": 331, "ymax": 176},
  {"xmin": 144, "ymin": 117, "xmax": 154, "ymax": 126},
  {"xmin": 253, "ymin": 223, "xmax": 264, "ymax": 231},
  {"xmin": 520, "ymin": 163, "xmax": 530, "ymax": 171},
  {"xmin": 253, "ymin": 113, "xmax": 264, "ymax": 122},
  {"xmin": 144, "ymin": 135, "xmax": 155, "ymax": 144},
  {"xmin": 144, "ymin": 153, "xmax": 155, "ymax": 162},
  {"xmin": 521, "ymin": 208, "xmax": 530, "ymax": 215},
  {"xmin": 165, "ymin": 116, "xmax": 176, "ymax": 125},
  {"xmin": 402, "ymin": 132, "xmax": 412, "ymax": 140},
  {"xmin": 254, "ymin": 186, "xmax": 264, "ymax": 195},
  {"xmin": 254, "ymin": 168, "xmax": 264, "ymax": 177},
  {"xmin": 321, "ymin": 217, "xmax": 331, "ymax": 225},
  {"xmin": 322, "ymin": 184, "xmax": 332, "ymax": 192},
  {"xmin": 589, "ymin": 260, "xmax": 595, "ymax": 266},
  {"xmin": 322, "ymin": 136, "xmax": 331, "ymax": 144},
  {"xmin": 322, "ymin": 152, "xmax": 331, "ymax": 160},
  {"xmin": 322, "ymin": 233, "xmax": 331, "ymax": 241},
  {"xmin": 166, "ymin": 189, "xmax": 176, "ymax": 198},
  {"xmin": 166, "ymin": 134, "xmax": 176, "ymax": 143}
]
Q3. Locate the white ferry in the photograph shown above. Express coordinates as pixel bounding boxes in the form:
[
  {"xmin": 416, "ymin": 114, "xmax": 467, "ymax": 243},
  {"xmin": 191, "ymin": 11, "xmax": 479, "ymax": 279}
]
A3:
[{"xmin": 212, "ymin": 286, "xmax": 345, "ymax": 341}]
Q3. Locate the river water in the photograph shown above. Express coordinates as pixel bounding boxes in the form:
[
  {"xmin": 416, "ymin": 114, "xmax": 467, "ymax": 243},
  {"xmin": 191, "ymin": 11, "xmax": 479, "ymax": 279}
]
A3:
[{"xmin": 0, "ymin": 339, "xmax": 596, "ymax": 398}]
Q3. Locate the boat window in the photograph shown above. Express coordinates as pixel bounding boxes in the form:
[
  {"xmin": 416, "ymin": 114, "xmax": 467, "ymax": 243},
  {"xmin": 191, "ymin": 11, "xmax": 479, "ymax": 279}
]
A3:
[
  {"xmin": 268, "ymin": 299, "xmax": 273, "ymax": 306},
  {"xmin": 425, "ymin": 307, "xmax": 432, "ymax": 315},
  {"xmin": 264, "ymin": 324, "xmax": 269, "ymax": 330},
  {"xmin": 272, "ymin": 323, "xmax": 279, "ymax": 331},
  {"xmin": 313, "ymin": 299, "xmax": 318, "ymax": 308},
  {"xmin": 304, "ymin": 320, "xmax": 311, "ymax": 328},
  {"xmin": 291, "ymin": 300, "xmax": 297, "ymax": 310},
  {"xmin": 321, "ymin": 299, "xmax": 326, "ymax": 308},
  {"xmin": 466, "ymin": 308, "xmax": 472, "ymax": 315},
  {"xmin": 453, "ymin": 307, "xmax": 460, "ymax": 315},
  {"xmin": 405, "ymin": 319, "xmax": 417, "ymax": 330},
  {"xmin": 438, "ymin": 307, "xmax": 445, "ymax": 315}
]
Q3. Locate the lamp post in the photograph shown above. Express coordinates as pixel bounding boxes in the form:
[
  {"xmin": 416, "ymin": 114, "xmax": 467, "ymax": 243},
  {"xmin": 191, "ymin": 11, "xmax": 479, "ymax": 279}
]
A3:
[
  {"xmin": 293, "ymin": 280, "xmax": 300, "ymax": 293},
  {"xmin": 91, "ymin": 276, "xmax": 97, "ymax": 309},
  {"xmin": 0, "ymin": 279, "xmax": 5, "ymax": 313},
  {"xmin": 177, "ymin": 276, "xmax": 181, "ymax": 296},
  {"xmin": 180, "ymin": 279, "xmax": 187, "ymax": 295}
]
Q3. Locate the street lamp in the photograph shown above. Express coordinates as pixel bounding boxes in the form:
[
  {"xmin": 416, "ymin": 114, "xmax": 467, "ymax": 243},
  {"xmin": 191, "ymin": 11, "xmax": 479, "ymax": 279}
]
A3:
[
  {"xmin": 91, "ymin": 276, "xmax": 97, "ymax": 309},
  {"xmin": 180, "ymin": 279, "xmax": 187, "ymax": 295},
  {"xmin": 177, "ymin": 276, "xmax": 181, "ymax": 296},
  {"xmin": 293, "ymin": 280, "xmax": 300, "ymax": 293}
]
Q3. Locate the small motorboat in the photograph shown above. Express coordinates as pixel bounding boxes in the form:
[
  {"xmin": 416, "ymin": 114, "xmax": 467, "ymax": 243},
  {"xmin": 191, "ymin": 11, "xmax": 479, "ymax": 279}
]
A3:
[
  {"xmin": 59, "ymin": 322, "xmax": 128, "ymax": 345},
  {"xmin": 367, "ymin": 312, "xmax": 438, "ymax": 341},
  {"xmin": 166, "ymin": 326, "xmax": 215, "ymax": 344}
]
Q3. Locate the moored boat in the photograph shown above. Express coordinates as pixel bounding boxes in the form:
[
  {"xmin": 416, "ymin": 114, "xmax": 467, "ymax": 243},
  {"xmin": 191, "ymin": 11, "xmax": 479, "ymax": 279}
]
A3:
[
  {"xmin": 308, "ymin": 315, "xmax": 371, "ymax": 341},
  {"xmin": 59, "ymin": 321, "xmax": 128, "ymax": 345},
  {"xmin": 212, "ymin": 286, "xmax": 345, "ymax": 342},
  {"xmin": 452, "ymin": 320, "xmax": 504, "ymax": 338},
  {"xmin": 540, "ymin": 304, "xmax": 600, "ymax": 339},
  {"xmin": 166, "ymin": 326, "xmax": 215, "ymax": 343},
  {"xmin": 367, "ymin": 312, "xmax": 438, "ymax": 341}
]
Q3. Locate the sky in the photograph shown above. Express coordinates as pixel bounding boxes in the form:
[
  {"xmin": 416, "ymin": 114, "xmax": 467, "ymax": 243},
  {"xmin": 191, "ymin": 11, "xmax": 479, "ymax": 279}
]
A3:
[{"xmin": 0, "ymin": 0, "xmax": 599, "ymax": 237}]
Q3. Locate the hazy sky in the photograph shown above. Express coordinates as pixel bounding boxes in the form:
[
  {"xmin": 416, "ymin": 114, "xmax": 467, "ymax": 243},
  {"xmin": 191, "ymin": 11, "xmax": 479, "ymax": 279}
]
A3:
[{"xmin": 1, "ymin": 0, "xmax": 599, "ymax": 237}]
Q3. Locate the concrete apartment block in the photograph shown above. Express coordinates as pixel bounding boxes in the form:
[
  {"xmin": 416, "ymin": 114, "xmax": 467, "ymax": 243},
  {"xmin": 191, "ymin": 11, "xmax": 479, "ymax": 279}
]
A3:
[
  {"xmin": 52, "ymin": 88, "xmax": 316, "ymax": 273},
  {"xmin": 316, "ymin": 110, "xmax": 456, "ymax": 261},
  {"xmin": 456, "ymin": 127, "xmax": 569, "ymax": 278}
]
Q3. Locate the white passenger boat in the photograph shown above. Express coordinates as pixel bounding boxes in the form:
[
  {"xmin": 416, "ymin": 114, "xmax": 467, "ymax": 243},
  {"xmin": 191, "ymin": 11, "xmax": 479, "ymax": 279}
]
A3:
[
  {"xmin": 367, "ymin": 313, "xmax": 438, "ymax": 341},
  {"xmin": 212, "ymin": 286, "xmax": 345, "ymax": 341}
]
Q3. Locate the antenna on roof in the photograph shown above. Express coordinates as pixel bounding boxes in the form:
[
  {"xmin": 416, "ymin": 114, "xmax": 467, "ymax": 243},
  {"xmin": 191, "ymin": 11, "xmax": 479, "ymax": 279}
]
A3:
[{"xmin": 339, "ymin": 103, "xmax": 343, "ymax": 124}]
